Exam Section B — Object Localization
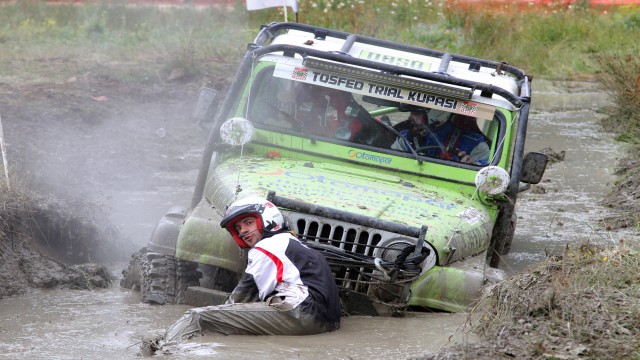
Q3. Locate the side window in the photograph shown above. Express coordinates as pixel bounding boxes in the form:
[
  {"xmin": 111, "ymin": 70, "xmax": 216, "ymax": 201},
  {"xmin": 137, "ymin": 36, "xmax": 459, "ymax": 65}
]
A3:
[{"xmin": 249, "ymin": 67, "xmax": 300, "ymax": 130}]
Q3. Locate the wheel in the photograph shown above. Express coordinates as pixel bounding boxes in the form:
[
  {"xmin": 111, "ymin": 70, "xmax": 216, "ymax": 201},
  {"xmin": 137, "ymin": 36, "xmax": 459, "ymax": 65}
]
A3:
[
  {"xmin": 121, "ymin": 248, "xmax": 204, "ymax": 305},
  {"xmin": 120, "ymin": 247, "xmax": 145, "ymax": 291},
  {"xmin": 141, "ymin": 252, "xmax": 177, "ymax": 305},
  {"xmin": 198, "ymin": 264, "xmax": 238, "ymax": 293},
  {"xmin": 175, "ymin": 259, "xmax": 202, "ymax": 304}
]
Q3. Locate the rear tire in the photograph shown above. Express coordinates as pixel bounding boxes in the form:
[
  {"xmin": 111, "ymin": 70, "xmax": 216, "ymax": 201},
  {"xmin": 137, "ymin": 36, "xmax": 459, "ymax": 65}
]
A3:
[{"xmin": 120, "ymin": 248, "xmax": 145, "ymax": 291}]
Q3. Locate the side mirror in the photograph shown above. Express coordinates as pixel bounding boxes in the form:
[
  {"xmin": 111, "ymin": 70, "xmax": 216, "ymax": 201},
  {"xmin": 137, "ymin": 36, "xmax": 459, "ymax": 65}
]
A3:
[
  {"xmin": 193, "ymin": 87, "xmax": 218, "ymax": 122},
  {"xmin": 220, "ymin": 117, "xmax": 254, "ymax": 146},
  {"xmin": 520, "ymin": 152, "xmax": 548, "ymax": 184}
]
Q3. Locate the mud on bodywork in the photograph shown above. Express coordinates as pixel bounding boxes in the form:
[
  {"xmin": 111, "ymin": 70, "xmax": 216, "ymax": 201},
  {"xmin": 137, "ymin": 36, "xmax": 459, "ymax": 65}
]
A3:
[{"xmin": 122, "ymin": 22, "xmax": 547, "ymax": 315}]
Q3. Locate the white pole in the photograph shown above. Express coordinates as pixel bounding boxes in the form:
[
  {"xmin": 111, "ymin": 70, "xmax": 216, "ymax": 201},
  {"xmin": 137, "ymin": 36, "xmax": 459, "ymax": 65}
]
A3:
[
  {"xmin": 0, "ymin": 115, "xmax": 11, "ymax": 191},
  {"xmin": 283, "ymin": 1, "xmax": 288, "ymax": 22}
]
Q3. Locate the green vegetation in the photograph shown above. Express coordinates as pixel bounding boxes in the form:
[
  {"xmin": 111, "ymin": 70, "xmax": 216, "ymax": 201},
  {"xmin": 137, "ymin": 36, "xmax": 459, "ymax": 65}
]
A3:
[
  {"xmin": 0, "ymin": 1, "xmax": 253, "ymax": 85},
  {"xmin": 2, "ymin": 1, "xmax": 640, "ymax": 81}
]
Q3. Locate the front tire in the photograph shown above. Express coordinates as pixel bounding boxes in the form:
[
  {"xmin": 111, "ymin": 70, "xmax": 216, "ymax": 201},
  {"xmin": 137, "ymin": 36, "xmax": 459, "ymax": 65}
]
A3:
[
  {"xmin": 142, "ymin": 252, "xmax": 178, "ymax": 305},
  {"xmin": 175, "ymin": 259, "xmax": 202, "ymax": 304},
  {"xmin": 122, "ymin": 249, "xmax": 233, "ymax": 305}
]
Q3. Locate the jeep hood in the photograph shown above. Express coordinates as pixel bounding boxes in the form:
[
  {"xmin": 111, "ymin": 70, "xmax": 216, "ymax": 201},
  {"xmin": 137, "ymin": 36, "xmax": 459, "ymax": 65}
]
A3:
[{"xmin": 207, "ymin": 156, "xmax": 493, "ymax": 259}]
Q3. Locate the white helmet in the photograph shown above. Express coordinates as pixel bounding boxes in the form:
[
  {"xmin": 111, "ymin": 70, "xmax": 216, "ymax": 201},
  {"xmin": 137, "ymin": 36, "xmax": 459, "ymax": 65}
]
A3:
[{"xmin": 219, "ymin": 196, "xmax": 286, "ymax": 248}]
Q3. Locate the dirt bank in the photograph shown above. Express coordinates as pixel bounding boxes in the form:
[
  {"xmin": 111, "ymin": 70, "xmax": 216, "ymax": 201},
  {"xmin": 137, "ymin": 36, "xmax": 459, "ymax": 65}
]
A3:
[
  {"xmin": 0, "ymin": 186, "xmax": 120, "ymax": 297},
  {"xmin": 413, "ymin": 244, "xmax": 640, "ymax": 360}
]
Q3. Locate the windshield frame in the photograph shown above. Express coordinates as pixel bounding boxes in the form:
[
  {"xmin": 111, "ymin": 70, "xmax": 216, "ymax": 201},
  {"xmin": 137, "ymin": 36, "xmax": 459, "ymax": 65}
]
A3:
[{"xmin": 240, "ymin": 62, "xmax": 508, "ymax": 170}]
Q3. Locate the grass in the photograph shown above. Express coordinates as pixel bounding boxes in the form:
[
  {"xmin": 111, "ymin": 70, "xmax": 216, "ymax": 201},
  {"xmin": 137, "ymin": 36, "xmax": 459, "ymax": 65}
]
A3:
[
  {"xmin": 0, "ymin": 1, "xmax": 252, "ymax": 84},
  {"xmin": 470, "ymin": 243, "xmax": 640, "ymax": 359},
  {"xmin": 2, "ymin": 1, "xmax": 640, "ymax": 83},
  {"xmin": 595, "ymin": 47, "xmax": 640, "ymax": 134}
]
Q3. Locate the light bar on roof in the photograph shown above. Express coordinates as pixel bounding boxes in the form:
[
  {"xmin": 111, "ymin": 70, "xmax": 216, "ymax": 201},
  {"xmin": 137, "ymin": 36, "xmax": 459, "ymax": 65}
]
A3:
[{"xmin": 302, "ymin": 57, "xmax": 474, "ymax": 99}]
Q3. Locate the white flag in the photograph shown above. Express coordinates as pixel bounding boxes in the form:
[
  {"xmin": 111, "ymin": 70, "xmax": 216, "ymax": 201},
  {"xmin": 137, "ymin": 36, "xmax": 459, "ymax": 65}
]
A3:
[{"xmin": 246, "ymin": 0, "xmax": 298, "ymax": 13}]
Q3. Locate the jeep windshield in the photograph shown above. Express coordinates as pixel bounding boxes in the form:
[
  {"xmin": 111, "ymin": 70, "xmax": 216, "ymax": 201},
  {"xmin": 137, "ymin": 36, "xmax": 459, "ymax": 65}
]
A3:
[{"xmin": 243, "ymin": 63, "xmax": 506, "ymax": 169}]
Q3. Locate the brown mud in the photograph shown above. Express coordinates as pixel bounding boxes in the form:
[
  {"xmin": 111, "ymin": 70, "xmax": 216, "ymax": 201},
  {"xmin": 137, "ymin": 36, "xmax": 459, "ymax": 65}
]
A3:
[
  {"xmin": 0, "ymin": 186, "xmax": 125, "ymax": 298},
  {"xmin": 0, "ymin": 68, "xmax": 207, "ymax": 298},
  {"xmin": 414, "ymin": 244, "xmax": 640, "ymax": 360}
]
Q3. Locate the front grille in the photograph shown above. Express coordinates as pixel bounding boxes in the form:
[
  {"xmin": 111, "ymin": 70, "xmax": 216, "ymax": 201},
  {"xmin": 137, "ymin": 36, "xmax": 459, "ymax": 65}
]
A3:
[{"xmin": 286, "ymin": 212, "xmax": 399, "ymax": 295}]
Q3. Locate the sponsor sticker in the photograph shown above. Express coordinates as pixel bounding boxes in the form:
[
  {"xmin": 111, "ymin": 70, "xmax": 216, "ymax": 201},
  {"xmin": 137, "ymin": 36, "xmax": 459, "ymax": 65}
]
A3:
[
  {"xmin": 456, "ymin": 207, "xmax": 485, "ymax": 225},
  {"xmin": 358, "ymin": 50, "xmax": 431, "ymax": 71},
  {"xmin": 272, "ymin": 63, "xmax": 496, "ymax": 119},
  {"xmin": 292, "ymin": 67, "xmax": 308, "ymax": 80},
  {"xmin": 460, "ymin": 101, "xmax": 478, "ymax": 115},
  {"xmin": 347, "ymin": 149, "xmax": 393, "ymax": 164}
]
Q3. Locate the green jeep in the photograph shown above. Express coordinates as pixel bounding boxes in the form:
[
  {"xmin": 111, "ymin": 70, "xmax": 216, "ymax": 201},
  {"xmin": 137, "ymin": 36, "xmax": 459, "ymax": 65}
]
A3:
[{"xmin": 121, "ymin": 22, "xmax": 547, "ymax": 315}]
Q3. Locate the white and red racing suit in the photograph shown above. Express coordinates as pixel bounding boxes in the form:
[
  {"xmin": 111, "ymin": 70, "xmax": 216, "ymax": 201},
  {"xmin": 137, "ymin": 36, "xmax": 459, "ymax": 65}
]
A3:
[{"xmin": 161, "ymin": 232, "xmax": 341, "ymax": 342}]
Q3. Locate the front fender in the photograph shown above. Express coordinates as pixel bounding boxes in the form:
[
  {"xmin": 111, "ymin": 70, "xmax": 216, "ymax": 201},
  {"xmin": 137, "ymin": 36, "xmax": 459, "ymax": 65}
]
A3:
[
  {"xmin": 408, "ymin": 252, "xmax": 493, "ymax": 312},
  {"xmin": 147, "ymin": 206, "xmax": 187, "ymax": 256},
  {"xmin": 175, "ymin": 201, "xmax": 245, "ymax": 273}
]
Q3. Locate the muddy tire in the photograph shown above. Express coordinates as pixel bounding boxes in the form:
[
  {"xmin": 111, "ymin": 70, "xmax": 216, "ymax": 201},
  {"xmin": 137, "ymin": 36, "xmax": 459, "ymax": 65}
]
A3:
[
  {"xmin": 500, "ymin": 213, "xmax": 517, "ymax": 255},
  {"xmin": 199, "ymin": 264, "xmax": 238, "ymax": 293},
  {"xmin": 175, "ymin": 259, "xmax": 202, "ymax": 304},
  {"xmin": 489, "ymin": 207, "xmax": 517, "ymax": 267},
  {"xmin": 120, "ymin": 248, "xmax": 145, "ymax": 291},
  {"xmin": 141, "ymin": 252, "xmax": 178, "ymax": 305},
  {"xmin": 121, "ymin": 248, "xmax": 203, "ymax": 305}
]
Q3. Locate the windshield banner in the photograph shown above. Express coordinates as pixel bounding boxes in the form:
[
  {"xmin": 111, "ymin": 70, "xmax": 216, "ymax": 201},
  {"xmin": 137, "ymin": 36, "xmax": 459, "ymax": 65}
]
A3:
[{"xmin": 273, "ymin": 63, "xmax": 496, "ymax": 119}]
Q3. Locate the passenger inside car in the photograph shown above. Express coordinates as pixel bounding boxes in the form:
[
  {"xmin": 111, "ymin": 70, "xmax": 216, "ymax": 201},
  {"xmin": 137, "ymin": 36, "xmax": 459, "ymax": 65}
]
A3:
[{"xmin": 392, "ymin": 109, "xmax": 490, "ymax": 165}]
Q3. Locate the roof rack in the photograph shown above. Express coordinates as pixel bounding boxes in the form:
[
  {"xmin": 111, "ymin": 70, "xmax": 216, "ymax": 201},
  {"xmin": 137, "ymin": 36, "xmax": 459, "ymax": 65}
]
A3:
[{"xmin": 252, "ymin": 22, "xmax": 528, "ymax": 108}]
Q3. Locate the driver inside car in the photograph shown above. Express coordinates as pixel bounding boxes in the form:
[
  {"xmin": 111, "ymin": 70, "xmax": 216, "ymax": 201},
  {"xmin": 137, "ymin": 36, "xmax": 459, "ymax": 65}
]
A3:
[
  {"xmin": 295, "ymin": 84, "xmax": 388, "ymax": 145},
  {"xmin": 391, "ymin": 109, "xmax": 490, "ymax": 165}
]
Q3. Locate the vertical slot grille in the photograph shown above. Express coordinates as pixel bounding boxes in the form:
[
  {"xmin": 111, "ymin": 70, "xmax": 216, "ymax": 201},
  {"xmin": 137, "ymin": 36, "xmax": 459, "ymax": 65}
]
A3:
[{"xmin": 294, "ymin": 218, "xmax": 382, "ymax": 293}]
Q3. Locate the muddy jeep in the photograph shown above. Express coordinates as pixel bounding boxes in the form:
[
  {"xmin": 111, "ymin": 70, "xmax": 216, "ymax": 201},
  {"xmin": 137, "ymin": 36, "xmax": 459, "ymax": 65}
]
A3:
[{"xmin": 121, "ymin": 22, "xmax": 547, "ymax": 315}]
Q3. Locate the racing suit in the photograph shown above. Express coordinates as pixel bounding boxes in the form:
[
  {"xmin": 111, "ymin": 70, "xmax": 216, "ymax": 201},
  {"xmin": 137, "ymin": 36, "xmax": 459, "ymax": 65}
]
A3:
[{"xmin": 162, "ymin": 232, "xmax": 341, "ymax": 342}]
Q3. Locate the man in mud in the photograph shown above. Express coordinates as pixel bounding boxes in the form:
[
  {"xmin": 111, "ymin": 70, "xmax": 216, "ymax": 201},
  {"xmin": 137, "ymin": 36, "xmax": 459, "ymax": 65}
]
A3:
[
  {"xmin": 392, "ymin": 109, "xmax": 490, "ymax": 165},
  {"xmin": 159, "ymin": 196, "xmax": 341, "ymax": 343}
]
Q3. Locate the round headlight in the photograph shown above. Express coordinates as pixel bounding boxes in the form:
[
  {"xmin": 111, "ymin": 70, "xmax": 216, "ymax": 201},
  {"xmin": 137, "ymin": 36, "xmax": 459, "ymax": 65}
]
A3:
[
  {"xmin": 220, "ymin": 117, "xmax": 254, "ymax": 146},
  {"xmin": 475, "ymin": 166, "xmax": 510, "ymax": 195}
]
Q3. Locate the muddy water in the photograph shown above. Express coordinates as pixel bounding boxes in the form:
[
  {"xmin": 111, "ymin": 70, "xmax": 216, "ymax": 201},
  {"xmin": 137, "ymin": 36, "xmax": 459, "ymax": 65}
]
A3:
[
  {"xmin": 503, "ymin": 80, "xmax": 633, "ymax": 273},
  {"xmin": 0, "ymin": 277, "xmax": 474, "ymax": 359},
  {"xmin": 0, "ymin": 82, "xmax": 628, "ymax": 359}
]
